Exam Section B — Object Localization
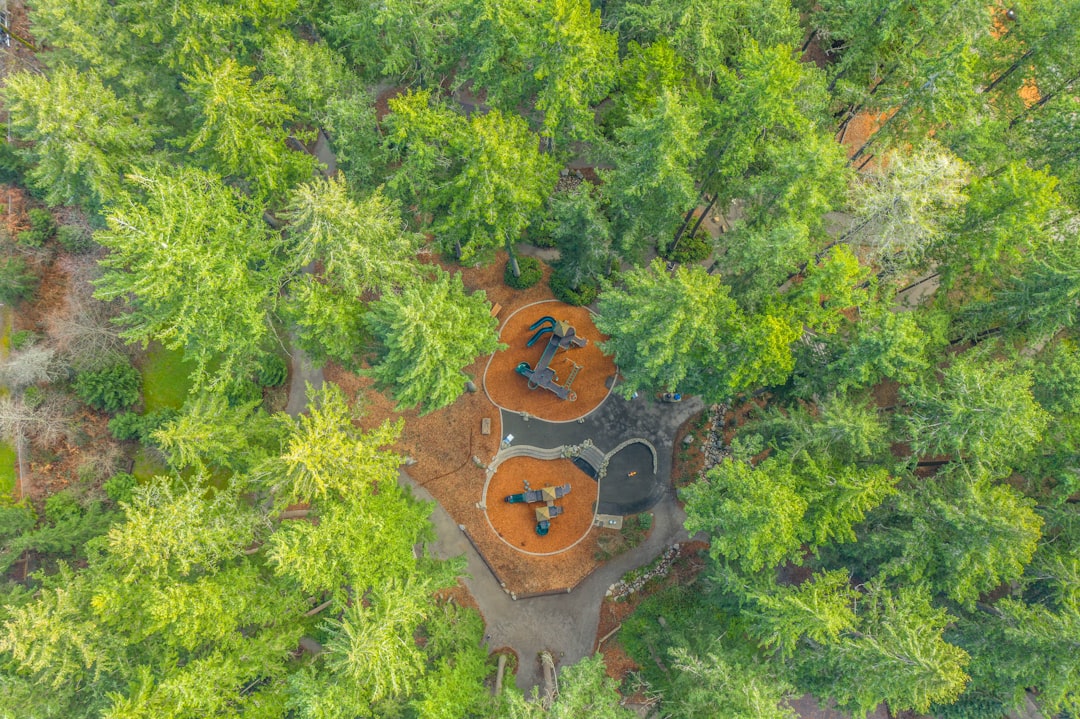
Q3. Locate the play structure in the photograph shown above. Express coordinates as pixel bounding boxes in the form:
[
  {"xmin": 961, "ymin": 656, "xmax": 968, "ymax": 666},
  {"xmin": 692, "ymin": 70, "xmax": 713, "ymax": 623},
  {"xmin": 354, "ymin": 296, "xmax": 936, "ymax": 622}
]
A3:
[
  {"xmin": 505, "ymin": 482, "xmax": 572, "ymax": 536},
  {"xmin": 515, "ymin": 316, "xmax": 588, "ymax": 401}
]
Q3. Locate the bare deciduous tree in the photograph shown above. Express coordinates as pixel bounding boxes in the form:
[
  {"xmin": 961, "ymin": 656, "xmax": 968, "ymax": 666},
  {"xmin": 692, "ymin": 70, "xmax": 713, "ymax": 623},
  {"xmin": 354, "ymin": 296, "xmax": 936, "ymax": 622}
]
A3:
[
  {"xmin": 0, "ymin": 394, "xmax": 75, "ymax": 449},
  {"xmin": 46, "ymin": 257, "xmax": 126, "ymax": 371},
  {"xmin": 0, "ymin": 346, "xmax": 62, "ymax": 390}
]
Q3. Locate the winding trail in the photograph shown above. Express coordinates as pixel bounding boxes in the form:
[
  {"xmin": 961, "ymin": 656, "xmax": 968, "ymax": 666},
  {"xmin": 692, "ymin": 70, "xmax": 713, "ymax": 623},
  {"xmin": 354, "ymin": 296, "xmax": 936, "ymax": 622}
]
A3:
[
  {"xmin": 401, "ymin": 469, "xmax": 696, "ymax": 691},
  {"xmin": 285, "ymin": 341, "xmax": 701, "ymax": 690},
  {"xmin": 284, "ymin": 264, "xmax": 324, "ymax": 419}
]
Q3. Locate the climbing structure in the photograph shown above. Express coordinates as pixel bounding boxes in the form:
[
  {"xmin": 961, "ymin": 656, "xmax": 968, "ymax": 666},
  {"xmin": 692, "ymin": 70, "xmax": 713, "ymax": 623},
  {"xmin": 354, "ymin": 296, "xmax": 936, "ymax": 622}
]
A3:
[
  {"xmin": 514, "ymin": 317, "xmax": 588, "ymax": 401},
  {"xmin": 504, "ymin": 482, "xmax": 572, "ymax": 535}
]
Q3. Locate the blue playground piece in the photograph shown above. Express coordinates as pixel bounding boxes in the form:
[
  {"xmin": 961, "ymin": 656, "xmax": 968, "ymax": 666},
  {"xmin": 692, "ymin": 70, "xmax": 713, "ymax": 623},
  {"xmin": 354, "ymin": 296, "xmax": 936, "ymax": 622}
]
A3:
[
  {"xmin": 526, "ymin": 316, "xmax": 557, "ymax": 347},
  {"xmin": 515, "ymin": 319, "xmax": 588, "ymax": 401}
]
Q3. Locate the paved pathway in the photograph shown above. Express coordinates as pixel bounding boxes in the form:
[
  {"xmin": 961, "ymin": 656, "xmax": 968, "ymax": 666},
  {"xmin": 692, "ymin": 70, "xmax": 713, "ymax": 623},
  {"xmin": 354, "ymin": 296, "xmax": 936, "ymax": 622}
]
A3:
[{"xmin": 401, "ymin": 469, "xmax": 699, "ymax": 691}]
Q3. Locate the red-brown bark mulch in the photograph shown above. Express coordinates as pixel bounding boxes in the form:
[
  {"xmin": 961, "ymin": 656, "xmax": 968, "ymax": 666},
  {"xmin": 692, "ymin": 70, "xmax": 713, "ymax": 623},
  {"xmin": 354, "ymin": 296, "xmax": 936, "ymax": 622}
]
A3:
[
  {"xmin": 486, "ymin": 456, "xmax": 596, "ymax": 554},
  {"xmin": 327, "ymin": 250, "xmax": 610, "ymax": 594}
]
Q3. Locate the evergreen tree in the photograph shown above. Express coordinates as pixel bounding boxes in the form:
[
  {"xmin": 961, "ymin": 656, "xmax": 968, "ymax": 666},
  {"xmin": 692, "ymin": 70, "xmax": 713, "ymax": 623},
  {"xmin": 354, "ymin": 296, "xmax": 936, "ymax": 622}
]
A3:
[
  {"xmin": 3, "ymin": 66, "xmax": 157, "ymax": 209},
  {"xmin": 366, "ymin": 270, "xmax": 504, "ymax": 414},
  {"xmin": 93, "ymin": 167, "xmax": 286, "ymax": 390}
]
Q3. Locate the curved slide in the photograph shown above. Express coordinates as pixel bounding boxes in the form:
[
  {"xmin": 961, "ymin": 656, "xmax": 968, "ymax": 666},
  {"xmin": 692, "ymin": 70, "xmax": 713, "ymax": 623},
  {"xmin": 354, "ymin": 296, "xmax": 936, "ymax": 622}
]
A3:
[{"xmin": 526, "ymin": 326, "xmax": 554, "ymax": 347}]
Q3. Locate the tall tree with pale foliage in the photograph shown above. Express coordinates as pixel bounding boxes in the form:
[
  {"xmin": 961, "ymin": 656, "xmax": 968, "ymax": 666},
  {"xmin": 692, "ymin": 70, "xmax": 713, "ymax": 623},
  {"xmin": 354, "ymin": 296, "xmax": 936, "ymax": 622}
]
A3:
[{"xmin": 366, "ymin": 269, "xmax": 504, "ymax": 414}]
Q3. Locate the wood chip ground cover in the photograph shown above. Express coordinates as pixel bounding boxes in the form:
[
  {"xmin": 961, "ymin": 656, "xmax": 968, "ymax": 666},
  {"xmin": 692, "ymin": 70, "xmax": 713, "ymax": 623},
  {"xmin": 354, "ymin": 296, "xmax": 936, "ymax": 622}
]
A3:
[{"xmin": 331, "ymin": 251, "xmax": 614, "ymax": 593}]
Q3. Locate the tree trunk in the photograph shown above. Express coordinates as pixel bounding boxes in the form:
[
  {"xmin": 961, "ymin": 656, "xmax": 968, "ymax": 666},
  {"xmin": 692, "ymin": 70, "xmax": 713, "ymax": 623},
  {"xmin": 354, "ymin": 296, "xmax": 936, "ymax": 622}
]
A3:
[
  {"xmin": 986, "ymin": 47, "xmax": 1036, "ymax": 93},
  {"xmin": 1009, "ymin": 70, "xmax": 1080, "ymax": 129},
  {"xmin": 506, "ymin": 238, "xmax": 521, "ymax": 277},
  {"xmin": 673, "ymin": 167, "xmax": 719, "ymax": 246},
  {"xmin": 676, "ymin": 194, "xmax": 719, "ymax": 254}
]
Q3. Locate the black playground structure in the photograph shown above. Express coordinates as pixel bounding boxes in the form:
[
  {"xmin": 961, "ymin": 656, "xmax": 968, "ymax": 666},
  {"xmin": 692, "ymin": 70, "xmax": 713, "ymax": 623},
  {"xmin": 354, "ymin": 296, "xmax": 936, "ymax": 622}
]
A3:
[{"xmin": 514, "ymin": 316, "xmax": 588, "ymax": 401}]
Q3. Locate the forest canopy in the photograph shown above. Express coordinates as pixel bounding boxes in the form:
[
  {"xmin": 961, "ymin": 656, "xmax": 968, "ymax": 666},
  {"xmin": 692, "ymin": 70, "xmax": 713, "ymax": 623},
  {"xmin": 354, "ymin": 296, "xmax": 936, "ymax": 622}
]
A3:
[{"xmin": 0, "ymin": 0, "xmax": 1079, "ymax": 717}]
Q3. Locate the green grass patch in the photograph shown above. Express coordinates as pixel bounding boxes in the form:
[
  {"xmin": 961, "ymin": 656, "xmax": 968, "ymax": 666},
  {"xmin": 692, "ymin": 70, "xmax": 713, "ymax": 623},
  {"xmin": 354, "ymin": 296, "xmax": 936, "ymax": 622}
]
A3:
[
  {"xmin": 131, "ymin": 446, "xmax": 170, "ymax": 483},
  {"xmin": 139, "ymin": 344, "xmax": 195, "ymax": 412},
  {"xmin": 0, "ymin": 441, "xmax": 16, "ymax": 495}
]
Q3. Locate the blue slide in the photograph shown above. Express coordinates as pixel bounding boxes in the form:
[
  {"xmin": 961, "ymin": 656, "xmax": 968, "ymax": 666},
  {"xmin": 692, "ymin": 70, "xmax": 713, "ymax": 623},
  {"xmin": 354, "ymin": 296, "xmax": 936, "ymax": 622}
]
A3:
[{"xmin": 526, "ymin": 326, "xmax": 554, "ymax": 347}]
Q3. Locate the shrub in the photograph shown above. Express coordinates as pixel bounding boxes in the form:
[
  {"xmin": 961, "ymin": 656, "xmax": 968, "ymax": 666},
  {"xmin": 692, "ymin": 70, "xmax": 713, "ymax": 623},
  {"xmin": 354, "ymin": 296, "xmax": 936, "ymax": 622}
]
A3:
[
  {"xmin": 107, "ymin": 412, "xmax": 142, "ymax": 441},
  {"xmin": 504, "ymin": 255, "xmax": 543, "ymax": 289},
  {"xmin": 44, "ymin": 490, "xmax": 81, "ymax": 523},
  {"xmin": 523, "ymin": 212, "xmax": 558, "ymax": 248},
  {"xmin": 103, "ymin": 472, "xmax": 137, "ymax": 505},
  {"xmin": 74, "ymin": 362, "xmax": 141, "ymax": 412},
  {"xmin": 0, "ymin": 255, "xmax": 38, "ymax": 303},
  {"xmin": 17, "ymin": 209, "xmax": 57, "ymax": 247},
  {"xmin": 10, "ymin": 329, "xmax": 38, "ymax": 350},
  {"xmin": 226, "ymin": 379, "xmax": 263, "ymax": 407},
  {"xmin": 256, "ymin": 354, "xmax": 288, "ymax": 387},
  {"xmin": 22, "ymin": 386, "xmax": 44, "ymax": 409},
  {"xmin": 56, "ymin": 225, "xmax": 92, "ymax": 253},
  {"xmin": 661, "ymin": 225, "xmax": 712, "ymax": 264},
  {"xmin": 549, "ymin": 272, "xmax": 600, "ymax": 306},
  {"xmin": 109, "ymin": 408, "xmax": 177, "ymax": 443}
]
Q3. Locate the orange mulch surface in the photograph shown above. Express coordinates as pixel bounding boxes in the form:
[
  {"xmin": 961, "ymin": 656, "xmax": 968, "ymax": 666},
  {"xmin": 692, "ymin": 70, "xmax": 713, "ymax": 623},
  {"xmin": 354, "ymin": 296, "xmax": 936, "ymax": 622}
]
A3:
[
  {"xmin": 485, "ymin": 456, "xmax": 597, "ymax": 554},
  {"xmin": 485, "ymin": 302, "xmax": 616, "ymax": 422},
  {"xmin": 329, "ymin": 250, "xmax": 609, "ymax": 594}
]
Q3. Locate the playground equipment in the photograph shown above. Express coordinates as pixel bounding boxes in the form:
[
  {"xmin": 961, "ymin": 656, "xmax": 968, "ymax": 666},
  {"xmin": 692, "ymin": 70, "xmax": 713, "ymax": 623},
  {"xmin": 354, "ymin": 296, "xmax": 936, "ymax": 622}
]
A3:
[
  {"xmin": 503, "ymin": 482, "xmax": 572, "ymax": 535},
  {"xmin": 515, "ymin": 318, "xmax": 588, "ymax": 401},
  {"xmin": 504, "ymin": 483, "xmax": 571, "ymax": 504}
]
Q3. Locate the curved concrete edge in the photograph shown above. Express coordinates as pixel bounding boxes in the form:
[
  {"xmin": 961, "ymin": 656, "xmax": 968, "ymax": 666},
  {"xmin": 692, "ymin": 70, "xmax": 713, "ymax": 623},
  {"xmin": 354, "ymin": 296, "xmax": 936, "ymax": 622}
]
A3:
[
  {"xmin": 481, "ymin": 299, "xmax": 616, "ymax": 425},
  {"xmin": 481, "ymin": 444, "xmax": 599, "ymax": 557},
  {"xmin": 606, "ymin": 438, "xmax": 659, "ymax": 475}
]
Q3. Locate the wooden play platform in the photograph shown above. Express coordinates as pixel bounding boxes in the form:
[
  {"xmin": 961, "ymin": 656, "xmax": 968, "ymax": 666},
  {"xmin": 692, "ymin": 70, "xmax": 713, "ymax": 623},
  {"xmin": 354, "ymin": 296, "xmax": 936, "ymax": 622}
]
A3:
[{"xmin": 485, "ymin": 456, "xmax": 597, "ymax": 554}]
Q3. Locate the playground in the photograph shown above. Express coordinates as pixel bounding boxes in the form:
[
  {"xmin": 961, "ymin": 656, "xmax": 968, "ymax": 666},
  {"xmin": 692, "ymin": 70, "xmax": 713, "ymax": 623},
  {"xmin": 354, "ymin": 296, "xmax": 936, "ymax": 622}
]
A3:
[
  {"xmin": 484, "ymin": 302, "xmax": 616, "ymax": 422},
  {"xmin": 332, "ymin": 258, "xmax": 699, "ymax": 594},
  {"xmin": 485, "ymin": 456, "xmax": 598, "ymax": 554}
]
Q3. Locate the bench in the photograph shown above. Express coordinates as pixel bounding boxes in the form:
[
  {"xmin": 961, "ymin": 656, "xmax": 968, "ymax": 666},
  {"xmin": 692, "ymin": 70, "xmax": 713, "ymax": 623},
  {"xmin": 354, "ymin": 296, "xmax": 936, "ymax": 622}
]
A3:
[
  {"xmin": 481, "ymin": 417, "xmax": 492, "ymax": 435},
  {"xmin": 490, "ymin": 303, "xmax": 503, "ymax": 317}
]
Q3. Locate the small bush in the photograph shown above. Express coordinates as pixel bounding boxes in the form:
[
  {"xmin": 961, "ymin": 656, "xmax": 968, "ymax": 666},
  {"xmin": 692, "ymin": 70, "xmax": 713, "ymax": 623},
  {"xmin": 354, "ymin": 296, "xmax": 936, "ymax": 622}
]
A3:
[
  {"xmin": 256, "ymin": 354, "xmax": 288, "ymax": 387},
  {"xmin": 549, "ymin": 272, "xmax": 600, "ymax": 307},
  {"xmin": 44, "ymin": 490, "xmax": 81, "ymax": 523},
  {"xmin": 108, "ymin": 408, "xmax": 177, "ymax": 443},
  {"xmin": 56, "ymin": 225, "xmax": 92, "ymax": 253},
  {"xmin": 107, "ymin": 412, "xmax": 142, "ymax": 441},
  {"xmin": 10, "ymin": 329, "xmax": 38, "ymax": 350},
  {"xmin": 104, "ymin": 472, "xmax": 137, "ymax": 505},
  {"xmin": 22, "ymin": 386, "xmax": 44, "ymax": 409},
  {"xmin": 0, "ymin": 255, "xmax": 38, "ymax": 303},
  {"xmin": 226, "ymin": 379, "xmax": 263, "ymax": 407},
  {"xmin": 523, "ymin": 213, "xmax": 557, "ymax": 248},
  {"xmin": 661, "ymin": 226, "xmax": 712, "ymax": 264},
  {"xmin": 504, "ymin": 255, "xmax": 543, "ymax": 289},
  {"xmin": 75, "ymin": 362, "xmax": 141, "ymax": 413},
  {"xmin": 17, "ymin": 209, "xmax": 57, "ymax": 247}
]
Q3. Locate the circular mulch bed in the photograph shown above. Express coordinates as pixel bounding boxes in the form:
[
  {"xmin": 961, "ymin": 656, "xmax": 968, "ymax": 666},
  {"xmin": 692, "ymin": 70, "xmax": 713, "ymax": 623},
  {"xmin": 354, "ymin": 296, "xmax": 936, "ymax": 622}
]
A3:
[
  {"xmin": 485, "ymin": 456, "xmax": 597, "ymax": 555},
  {"xmin": 484, "ymin": 301, "xmax": 616, "ymax": 422}
]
